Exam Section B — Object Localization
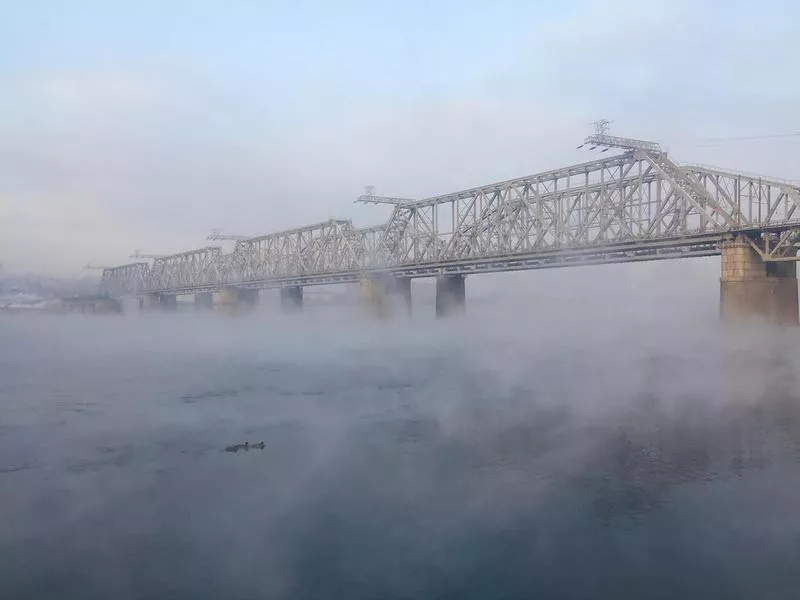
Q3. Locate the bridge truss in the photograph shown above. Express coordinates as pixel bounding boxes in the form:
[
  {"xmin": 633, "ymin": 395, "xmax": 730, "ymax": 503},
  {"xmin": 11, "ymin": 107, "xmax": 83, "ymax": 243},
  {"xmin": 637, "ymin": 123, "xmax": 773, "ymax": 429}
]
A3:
[{"xmin": 99, "ymin": 138, "xmax": 800, "ymax": 297}]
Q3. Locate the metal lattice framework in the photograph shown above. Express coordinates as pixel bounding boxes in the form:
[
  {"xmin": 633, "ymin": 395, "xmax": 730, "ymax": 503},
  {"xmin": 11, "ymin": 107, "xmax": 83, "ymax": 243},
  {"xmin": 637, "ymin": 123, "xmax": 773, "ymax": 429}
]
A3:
[
  {"xmin": 231, "ymin": 220, "xmax": 364, "ymax": 281},
  {"xmin": 99, "ymin": 140, "xmax": 800, "ymax": 297},
  {"xmin": 148, "ymin": 247, "xmax": 224, "ymax": 291},
  {"xmin": 100, "ymin": 263, "xmax": 151, "ymax": 296}
]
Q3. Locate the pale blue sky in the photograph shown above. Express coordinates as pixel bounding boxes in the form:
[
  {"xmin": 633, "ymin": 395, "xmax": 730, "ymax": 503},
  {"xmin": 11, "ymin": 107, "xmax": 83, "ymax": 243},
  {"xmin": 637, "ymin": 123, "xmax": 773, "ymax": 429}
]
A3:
[{"xmin": 1, "ymin": 0, "xmax": 799, "ymax": 273}]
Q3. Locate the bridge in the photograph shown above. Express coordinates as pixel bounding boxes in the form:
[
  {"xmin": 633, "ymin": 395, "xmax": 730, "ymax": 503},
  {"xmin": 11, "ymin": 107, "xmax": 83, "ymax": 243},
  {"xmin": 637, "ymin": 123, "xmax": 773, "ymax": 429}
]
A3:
[{"xmin": 98, "ymin": 132, "xmax": 800, "ymax": 323}]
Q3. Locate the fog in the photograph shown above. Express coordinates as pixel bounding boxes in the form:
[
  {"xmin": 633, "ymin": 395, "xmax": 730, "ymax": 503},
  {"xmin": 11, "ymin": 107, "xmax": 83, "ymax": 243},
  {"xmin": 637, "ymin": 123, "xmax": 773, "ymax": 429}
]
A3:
[
  {"xmin": 2, "ymin": 261, "xmax": 800, "ymax": 599},
  {"xmin": 3, "ymin": 0, "xmax": 800, "ymax": 597},
  {"xmin": 2, "ymin": 0, "xmax": 799, "ymax": 275}
]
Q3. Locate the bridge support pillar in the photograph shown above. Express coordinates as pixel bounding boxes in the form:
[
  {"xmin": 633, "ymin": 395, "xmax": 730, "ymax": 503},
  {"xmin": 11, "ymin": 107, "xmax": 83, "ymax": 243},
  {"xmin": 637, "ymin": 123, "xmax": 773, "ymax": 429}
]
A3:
[
  {"xmin": 138, "ymin": 294, "xmax": 161, "ymax": 311},
  {"xmin": 720, "ymin": 237, "xmax": 798, "ymax": 325},
  {"xmin": 218, "ymin": 289, "xmax": 239, "ymax": 314},
  {"xmin": 218, "ymin": 288, "xmax": 258, "ymax": 314},
  {"xmin": 120, "ymin": 296, "xmax": 140, "ymax": 314},
  {"xmin": 359, "ymin": 275, "xmax": 411, "ymax": 317},
  {"xmin": 159, "ymin": 294, "xmax": 177, "ymax": 311},
  {"xmin": 436, "ymin": 274, "xmax": 465, "ymax": 317},
  {"xmin": 239, "ymin": 289, "xmax": 260, "ymax": 307},
  {"xmin": 280, "ymin": 286, "xmax": 303, "ymax": 312},
  {"xmin": 394, "ymin": 277, "xmax": 412, "ymax": 315},
  {"xmin": 194, "ymin": 292, "xmax": 214, "ymax": 311}
]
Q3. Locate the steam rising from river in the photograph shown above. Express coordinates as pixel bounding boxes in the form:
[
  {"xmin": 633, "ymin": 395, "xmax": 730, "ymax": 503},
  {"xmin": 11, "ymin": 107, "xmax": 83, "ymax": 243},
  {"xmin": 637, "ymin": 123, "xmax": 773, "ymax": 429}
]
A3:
[{"xmin": 2, "ymin": 263, "xmax": 800, "ymax": 599}]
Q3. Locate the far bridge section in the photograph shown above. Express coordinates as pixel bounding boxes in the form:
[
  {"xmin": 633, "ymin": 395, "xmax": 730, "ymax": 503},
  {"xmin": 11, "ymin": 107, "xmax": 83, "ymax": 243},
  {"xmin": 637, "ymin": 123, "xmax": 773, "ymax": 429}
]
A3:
[{"xmin": 98, "ymin": 134, "xmax": 800, "ymax": 323}]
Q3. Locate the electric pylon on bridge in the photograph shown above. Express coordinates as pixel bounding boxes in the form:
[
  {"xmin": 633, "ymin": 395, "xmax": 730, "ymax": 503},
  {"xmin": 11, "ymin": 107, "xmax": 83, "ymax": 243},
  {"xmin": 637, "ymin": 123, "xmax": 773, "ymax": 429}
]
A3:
[
  {"xmin": 356, "ymin": 186, "xmax": 416, "ymax": 205},
  {"xmin": 577, "ymin": 120, "xmax": 662, "ymax": 153},
  {"xmin": 207, "ymin": 229, "xmax": 251, "ymax": 241},
  {"xmin": 131, "ymin": 250, "xmax": 164, "ymax": 260}
]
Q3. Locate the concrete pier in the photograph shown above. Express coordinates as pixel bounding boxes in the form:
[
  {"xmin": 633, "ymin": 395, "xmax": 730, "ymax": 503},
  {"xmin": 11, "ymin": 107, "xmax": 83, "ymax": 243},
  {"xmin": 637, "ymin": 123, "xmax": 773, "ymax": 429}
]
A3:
[
  {"xmin": 218, "ymin": 288, "xmax": 259, "ymax": 314},
  {"xmin": 436, "ymin": 274, "xmax": 465, "ymax": 317},
  {"xmin": 139, "ymin": 294, "xmax": 160, "ymax": 310},
  {"xmin": 159, "ymin": 294, "xmax": 177, "ymax": 311},
  {"xmin": 394, "ymin": 277, "xmax": 412, "ymax": 315},
  {"xmin": 359, "ymin": 278, "xmax": 386, "ymax": 317},
  {"xmin": 194, "ymin": 292, "xmax": 214, "ymax": 311},
  {"xmin": 720, "ymin": 237, "xmax": 798, "ymax": 325},
  {"xmin": 359, "ymin": 275, "xmax": 411, "ymax": 317},
  {"xmin": 60, "ymin": 296, "xmax": 122, "ymax": 315},
  {"xmin": 238, "ymin": 289, "xmax": 260, "ymax": 307},
  {"xmin": 280, "ymin": 286, "xmax": 303, "ymax": 312},
  {"xmin": 139, "ymin": 293, "xmax": 180, "ymax": 311}
]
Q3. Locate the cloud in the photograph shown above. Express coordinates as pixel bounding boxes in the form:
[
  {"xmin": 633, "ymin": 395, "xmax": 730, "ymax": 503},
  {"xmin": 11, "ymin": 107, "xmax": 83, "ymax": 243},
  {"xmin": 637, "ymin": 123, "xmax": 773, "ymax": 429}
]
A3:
[
  {"xmin": 0, "ymin": 73, "xmax": 205, "ymax": 273},
  {"xmin": 0, "ymin": 71, "xmax": 585, "ymax": 276},
  {"xmin": 1, "ymin": 0, "xmax": 798, "ymax": 276},
  {"xmin": 516, "ymin": 0, "xmax": 800, "ymax": 144}
]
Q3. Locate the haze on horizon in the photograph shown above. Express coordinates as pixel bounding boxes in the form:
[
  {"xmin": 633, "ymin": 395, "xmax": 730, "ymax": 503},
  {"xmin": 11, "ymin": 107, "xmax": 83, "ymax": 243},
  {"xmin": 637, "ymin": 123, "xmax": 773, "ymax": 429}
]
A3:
[{"xmin": 1, "ymin": 0, "xmax": 798, "ymax": 277}]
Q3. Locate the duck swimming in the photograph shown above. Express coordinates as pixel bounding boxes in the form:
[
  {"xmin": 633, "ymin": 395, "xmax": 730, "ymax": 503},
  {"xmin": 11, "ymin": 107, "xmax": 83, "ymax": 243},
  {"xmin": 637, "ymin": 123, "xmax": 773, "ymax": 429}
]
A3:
[{"xmin": 224, "ymin": 441, "xmax": 265, "ymax": 453}]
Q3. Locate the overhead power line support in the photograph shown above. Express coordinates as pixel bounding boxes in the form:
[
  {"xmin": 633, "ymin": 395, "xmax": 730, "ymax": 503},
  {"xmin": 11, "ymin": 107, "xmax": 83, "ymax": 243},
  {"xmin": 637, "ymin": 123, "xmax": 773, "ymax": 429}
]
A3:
[
  {"xmin": 207, "ymin": 229, "xmax": 252, "ymax": 241},
  {"xmin": 131, "ymin": 250, "xmax": 164, "ymax": 259},
  {"xmin": 355, "ymin": 186, "xmax": 416, "ymax": 205}
]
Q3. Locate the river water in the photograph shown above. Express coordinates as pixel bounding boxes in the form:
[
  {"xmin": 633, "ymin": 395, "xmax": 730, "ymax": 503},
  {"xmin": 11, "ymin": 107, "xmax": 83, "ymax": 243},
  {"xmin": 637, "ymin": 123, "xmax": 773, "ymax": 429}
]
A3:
[{"xmin": 2, "ymin": 271, "xmax": 800, "ymax": 599}]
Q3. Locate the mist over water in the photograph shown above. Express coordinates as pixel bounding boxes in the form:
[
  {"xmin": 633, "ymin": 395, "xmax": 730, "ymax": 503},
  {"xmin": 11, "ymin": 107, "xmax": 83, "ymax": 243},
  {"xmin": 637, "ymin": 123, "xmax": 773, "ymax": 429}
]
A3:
[{"xmin": 2, "ymin": 267, "xmax": 800, "ymax": 599}]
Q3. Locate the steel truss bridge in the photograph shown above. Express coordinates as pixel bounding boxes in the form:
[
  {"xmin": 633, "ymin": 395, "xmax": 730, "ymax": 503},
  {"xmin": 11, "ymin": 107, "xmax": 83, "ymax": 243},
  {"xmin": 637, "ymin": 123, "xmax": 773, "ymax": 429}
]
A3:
[{"xmin": 99, "ymin": 134, "xmax": 800, "ymax": 298}]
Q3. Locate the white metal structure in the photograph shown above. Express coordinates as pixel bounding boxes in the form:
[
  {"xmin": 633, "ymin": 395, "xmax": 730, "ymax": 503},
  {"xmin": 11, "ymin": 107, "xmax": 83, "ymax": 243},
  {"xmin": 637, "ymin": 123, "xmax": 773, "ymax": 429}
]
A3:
[{"xmin": 99, "ymin": 137, "xmax": 800, "ymax": 297}]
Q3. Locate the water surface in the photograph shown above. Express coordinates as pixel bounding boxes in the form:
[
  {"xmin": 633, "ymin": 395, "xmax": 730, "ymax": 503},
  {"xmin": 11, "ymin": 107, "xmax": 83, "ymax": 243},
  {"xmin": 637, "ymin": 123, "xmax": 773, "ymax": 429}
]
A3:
[{"xmin": 2, "ymin": 290, "xmax": 799, "ymax": 599}]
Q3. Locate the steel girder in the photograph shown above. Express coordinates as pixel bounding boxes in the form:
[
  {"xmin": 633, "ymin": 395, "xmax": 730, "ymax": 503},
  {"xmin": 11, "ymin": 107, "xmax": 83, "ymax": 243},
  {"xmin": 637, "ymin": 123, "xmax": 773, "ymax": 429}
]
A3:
[
  {"xmin": 220, "ymin": 219, "xmax": 365, "ymax": 285},
  {"xmin": 98, "ymin": 150, "xmax": 800, "ymax": 297},
  {"xmin": 374, "ymin": 151, "xmax": 800, "ymax": 267},
  {"xmin": 147, "ymin": 247, "xmax": 224, "ymax": 292},
  {"xmin": 99, "ymin": 263, "xmax": 151, "ymax": 296}
]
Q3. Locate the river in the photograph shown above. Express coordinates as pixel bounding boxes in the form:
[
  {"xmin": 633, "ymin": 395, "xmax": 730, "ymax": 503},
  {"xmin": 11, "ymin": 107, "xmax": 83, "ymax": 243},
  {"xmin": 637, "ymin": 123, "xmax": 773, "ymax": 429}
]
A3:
[{"xmin": 2, "ymin": 274, "xmax": 799, "ymax": 599}]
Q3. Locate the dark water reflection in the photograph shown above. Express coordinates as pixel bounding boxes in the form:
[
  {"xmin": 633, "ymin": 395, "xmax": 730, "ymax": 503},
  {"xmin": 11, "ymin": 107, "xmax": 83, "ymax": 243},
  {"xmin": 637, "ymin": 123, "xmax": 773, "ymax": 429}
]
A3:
[{"xmin": 1, "ymin": 309, "xmax": 800, "ymax": 599}]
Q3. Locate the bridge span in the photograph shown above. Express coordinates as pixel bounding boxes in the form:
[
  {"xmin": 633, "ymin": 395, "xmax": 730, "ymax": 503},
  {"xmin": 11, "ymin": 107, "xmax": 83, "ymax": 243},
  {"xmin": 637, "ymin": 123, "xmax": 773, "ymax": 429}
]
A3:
[{"xmin": 98, "ymin": 133, "xmax": 800, "ymax": 323}]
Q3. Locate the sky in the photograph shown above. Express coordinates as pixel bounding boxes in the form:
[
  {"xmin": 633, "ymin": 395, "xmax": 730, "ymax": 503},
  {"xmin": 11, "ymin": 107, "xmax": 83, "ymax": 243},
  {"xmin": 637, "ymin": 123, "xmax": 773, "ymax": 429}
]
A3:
[{"xmin": 1, "ymin": 0, "xmax": 799, "ymax": 275}]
